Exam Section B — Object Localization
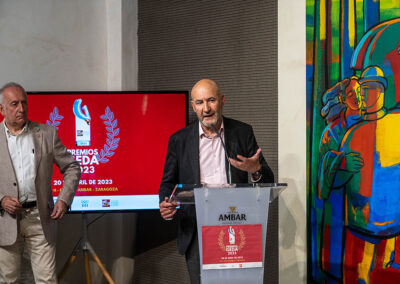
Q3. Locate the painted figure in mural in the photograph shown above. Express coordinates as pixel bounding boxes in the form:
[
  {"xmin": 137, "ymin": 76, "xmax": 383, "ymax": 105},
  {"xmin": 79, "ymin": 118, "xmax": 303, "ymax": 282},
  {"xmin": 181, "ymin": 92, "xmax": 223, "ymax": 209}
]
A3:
[
  {"xmin": 351, "ymin": 18, "xmax": 400, "ymax": 109},
  {"xmin": 317, "ymin": 77, "xmax": 363, "ymax": 281},
  {"xmin": 339, "ymin": 66, "xmax": 400, "ymax": 283},
  {"xmin": 319, "ymin": 77, "xmax": 363, "ymax": 198}
]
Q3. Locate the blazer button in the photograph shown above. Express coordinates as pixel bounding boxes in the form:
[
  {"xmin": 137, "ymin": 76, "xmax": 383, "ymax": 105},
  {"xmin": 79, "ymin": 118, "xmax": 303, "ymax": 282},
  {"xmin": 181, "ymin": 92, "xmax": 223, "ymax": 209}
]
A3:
[{"xmin": 13, "ymin": 182, "xmax": 17, "ymax": 186}]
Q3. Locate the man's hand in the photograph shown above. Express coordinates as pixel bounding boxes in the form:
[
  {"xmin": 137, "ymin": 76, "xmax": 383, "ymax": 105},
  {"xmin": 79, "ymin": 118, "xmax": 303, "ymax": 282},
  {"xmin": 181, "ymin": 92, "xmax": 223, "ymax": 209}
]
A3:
[
  {"xmin": 0, "ymin": 196, "xmax": 22, "ymax": 215},
  {"xmin": 51, "ymin": 200, "xmax": 68, "ymax": 220},
  {"xmin": 159, "ymin": 197, "xmax": 178, "ymax": 220},
  {"xmin": 344, "ymin": 152, "xmax": 364, "ymax": 173},
  {"xmin": 229, "ymin": 148, "xmax": 262, "ymax": 174}
]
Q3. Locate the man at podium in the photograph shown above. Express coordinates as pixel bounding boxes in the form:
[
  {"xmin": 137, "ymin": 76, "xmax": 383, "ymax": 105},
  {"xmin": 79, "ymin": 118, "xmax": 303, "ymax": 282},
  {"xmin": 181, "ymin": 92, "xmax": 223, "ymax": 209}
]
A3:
[{"xmin": 159, "ymin": 79, "xmax": 274, "ymax": 283}]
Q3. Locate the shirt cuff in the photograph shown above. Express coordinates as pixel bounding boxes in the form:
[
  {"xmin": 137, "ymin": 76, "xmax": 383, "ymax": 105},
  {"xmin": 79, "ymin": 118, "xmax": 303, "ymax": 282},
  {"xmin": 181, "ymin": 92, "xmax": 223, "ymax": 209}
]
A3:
[{"xmin": 251, "ymin": 173, "xmax": 262, "ymax": 183}]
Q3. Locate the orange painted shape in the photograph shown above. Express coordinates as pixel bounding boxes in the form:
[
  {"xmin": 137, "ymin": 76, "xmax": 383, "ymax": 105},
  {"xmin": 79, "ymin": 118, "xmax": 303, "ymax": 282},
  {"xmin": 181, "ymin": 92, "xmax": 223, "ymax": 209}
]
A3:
[
  {"xmin": 372, "ymin": 219, "xmax": 395, "ymax": 226},
  {"xmin": 347, "ymin": 122, "xmax": 377, "ymax": 197}
]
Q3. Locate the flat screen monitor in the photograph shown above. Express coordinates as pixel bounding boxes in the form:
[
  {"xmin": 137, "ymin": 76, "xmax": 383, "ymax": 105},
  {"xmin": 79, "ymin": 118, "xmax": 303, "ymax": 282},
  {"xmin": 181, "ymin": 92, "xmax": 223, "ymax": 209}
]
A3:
[{"xmin": 3, "ymin": 91, "xmax": 187, "ymax": 212}]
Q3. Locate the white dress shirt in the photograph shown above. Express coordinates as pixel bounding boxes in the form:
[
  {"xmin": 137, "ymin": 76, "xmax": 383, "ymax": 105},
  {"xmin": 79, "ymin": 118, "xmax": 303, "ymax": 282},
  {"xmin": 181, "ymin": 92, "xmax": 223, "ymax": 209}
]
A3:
[
  {"xmin": 198, "ymin": 121, "xmax": 228, "ymax": 185},
  {"xmin": 4, "ymin": 122, "xmax": 36, "ymax": 202}
]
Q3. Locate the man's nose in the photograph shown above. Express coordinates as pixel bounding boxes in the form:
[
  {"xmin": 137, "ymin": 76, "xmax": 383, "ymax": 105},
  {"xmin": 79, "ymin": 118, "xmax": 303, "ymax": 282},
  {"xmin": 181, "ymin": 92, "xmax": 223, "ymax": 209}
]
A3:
[
  {"xmin": 204, "ymin": 102, "xmax": 210, "ymax": 112},
  {"xmin": 17, "ymin": 103, "xmax": 24, "ymax": 112}
]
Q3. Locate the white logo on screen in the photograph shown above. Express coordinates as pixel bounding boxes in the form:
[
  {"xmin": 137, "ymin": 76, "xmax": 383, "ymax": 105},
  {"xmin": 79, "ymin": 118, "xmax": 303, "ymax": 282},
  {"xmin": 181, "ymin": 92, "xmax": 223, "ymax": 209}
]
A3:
[{"xmin": 73, "ymin": 99, "xmax": 91, "ymax": 147}]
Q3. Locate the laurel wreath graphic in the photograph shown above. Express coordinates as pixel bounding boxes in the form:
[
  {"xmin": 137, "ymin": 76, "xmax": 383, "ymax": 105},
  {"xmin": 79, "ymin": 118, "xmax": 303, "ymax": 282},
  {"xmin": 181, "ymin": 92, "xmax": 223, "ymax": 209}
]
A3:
[
  {"xmin": 46, "ymin": 107, "xmax": 63, "ymax": 129},
  {"xmin": 96, "ymin": 106, "xmax": 120, "ymax": 163},
  {"xmin": 238, "ymin": 229, "xmax": 246, "ymax": 250},
  {"xmin": 218, "ymin": 231, "xmax": 225, "ymax": 251}
]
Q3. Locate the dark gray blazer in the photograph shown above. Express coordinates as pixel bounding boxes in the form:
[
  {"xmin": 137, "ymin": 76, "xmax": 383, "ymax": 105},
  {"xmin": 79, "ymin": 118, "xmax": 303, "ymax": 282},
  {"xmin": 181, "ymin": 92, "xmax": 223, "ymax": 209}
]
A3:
[{"xmin": 159, "ymin": 117, "xmax": 274, "ymax": 255}]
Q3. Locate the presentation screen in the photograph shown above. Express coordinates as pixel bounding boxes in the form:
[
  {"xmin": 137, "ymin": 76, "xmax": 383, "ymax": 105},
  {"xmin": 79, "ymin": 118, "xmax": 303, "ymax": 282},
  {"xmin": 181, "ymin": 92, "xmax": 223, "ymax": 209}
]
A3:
[{"xmin": 23, "ymin": 91, "xmax": 187, "ymax": 212}]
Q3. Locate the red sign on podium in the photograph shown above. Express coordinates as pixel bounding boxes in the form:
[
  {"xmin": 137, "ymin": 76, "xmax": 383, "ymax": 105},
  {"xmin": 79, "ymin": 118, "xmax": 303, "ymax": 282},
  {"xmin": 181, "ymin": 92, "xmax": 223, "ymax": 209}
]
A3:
[{"xmin": 202, "ymin": 224, "xmax": 263, "ymax": 270}]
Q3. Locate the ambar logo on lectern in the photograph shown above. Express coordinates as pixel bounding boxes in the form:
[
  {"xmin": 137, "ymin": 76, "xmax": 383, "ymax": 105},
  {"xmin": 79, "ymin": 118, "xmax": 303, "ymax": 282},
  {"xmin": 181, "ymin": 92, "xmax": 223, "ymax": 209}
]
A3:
[{"xmin": 218, "ymin": 206, "xmax": 247, "ymax": 222}]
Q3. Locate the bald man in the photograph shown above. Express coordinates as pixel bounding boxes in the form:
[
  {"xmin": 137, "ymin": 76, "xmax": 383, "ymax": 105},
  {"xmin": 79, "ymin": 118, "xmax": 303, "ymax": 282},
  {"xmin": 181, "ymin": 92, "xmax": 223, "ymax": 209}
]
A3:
[{"xmin": 159, "ymin": 79, "xmax": 274, "ymax": 283}]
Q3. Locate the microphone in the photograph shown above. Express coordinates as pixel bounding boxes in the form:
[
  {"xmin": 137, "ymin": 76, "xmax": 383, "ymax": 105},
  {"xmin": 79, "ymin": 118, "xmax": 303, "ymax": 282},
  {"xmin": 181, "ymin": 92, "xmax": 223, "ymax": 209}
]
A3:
[{"xmin": 211, "ymin": 123, "xmax": 232, "ymax": 184}]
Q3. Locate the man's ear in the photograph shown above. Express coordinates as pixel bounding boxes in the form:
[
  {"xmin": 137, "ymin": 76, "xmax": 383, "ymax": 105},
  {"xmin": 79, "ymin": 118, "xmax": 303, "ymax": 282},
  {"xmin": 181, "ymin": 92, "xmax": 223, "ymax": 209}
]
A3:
[
  {"xmin": 220, "ymin": 93, "xmax": 226, "ymax": 107},
  {"xmin": 0, "ymin": 104, "xmax": 4, "ymax": 116}
]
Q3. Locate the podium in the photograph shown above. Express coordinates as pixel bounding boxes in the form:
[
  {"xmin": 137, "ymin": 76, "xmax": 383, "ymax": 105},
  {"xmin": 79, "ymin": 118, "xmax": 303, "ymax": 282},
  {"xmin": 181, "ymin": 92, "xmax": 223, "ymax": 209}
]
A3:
[{"xmin": 174, "ymin": 183, "xmax": 287, "ymax": 284}]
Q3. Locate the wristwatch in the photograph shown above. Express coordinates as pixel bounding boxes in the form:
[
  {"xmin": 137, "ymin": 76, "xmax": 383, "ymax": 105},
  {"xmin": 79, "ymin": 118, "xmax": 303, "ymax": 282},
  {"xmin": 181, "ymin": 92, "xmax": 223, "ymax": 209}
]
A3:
[{"xmin": 251, "ymin": 168, "xmax": 262, "ymax": 181}]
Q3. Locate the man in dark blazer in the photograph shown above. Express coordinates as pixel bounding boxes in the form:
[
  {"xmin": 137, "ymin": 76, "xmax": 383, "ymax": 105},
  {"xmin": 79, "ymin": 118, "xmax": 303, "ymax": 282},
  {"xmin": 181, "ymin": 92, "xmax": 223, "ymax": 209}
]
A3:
[
  {"xmin": 0, "ymin": 82, "xmax": 81, "ymax": 283},
  {"xmin": 159, "ymin": 79, "xmax": 274, "ymax": 283}
]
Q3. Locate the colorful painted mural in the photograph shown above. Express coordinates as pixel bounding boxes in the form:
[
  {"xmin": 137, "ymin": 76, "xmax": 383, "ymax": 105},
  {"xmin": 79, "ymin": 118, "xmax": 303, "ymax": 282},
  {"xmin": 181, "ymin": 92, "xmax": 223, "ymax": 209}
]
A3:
[{"xmin": 307, "ymin": 1, "xmax": 400, "ymax": 283}]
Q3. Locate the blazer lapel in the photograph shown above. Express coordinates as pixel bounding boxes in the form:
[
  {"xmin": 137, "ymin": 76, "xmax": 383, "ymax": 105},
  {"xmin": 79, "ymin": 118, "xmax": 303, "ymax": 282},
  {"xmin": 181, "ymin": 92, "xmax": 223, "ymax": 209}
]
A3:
[
  {"xmin": 0, "ymin": 122, "xmax": 16, "ymax": 176},
  {"xmin": 188, "ymin": 122, "xmax": 200, "ymax": 184},
  {"xmin": 29, "ymin": 122, "xmax": 43, "ymax": 173},
  {"xmin": 0, "ymin": 122, "xmax": 9, "ymax": 157},
  {"xmin": 223, "ymin": 117, "xmax": 234, "ymax": 182}
]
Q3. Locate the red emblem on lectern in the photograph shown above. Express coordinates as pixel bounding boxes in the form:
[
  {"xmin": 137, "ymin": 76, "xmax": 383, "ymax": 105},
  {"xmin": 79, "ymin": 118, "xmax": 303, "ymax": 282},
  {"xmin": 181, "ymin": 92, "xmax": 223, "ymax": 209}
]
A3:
[{"xmin": 202, "ymin": 224, "xmax": 262, "ymax": 270}]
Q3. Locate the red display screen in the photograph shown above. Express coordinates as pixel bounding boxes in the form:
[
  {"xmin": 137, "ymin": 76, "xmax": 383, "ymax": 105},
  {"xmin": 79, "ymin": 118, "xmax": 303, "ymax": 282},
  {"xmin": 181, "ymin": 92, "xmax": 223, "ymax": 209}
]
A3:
[{"xmin": 19, "ymin": 92, "xmax": 187, "ymax": 211}]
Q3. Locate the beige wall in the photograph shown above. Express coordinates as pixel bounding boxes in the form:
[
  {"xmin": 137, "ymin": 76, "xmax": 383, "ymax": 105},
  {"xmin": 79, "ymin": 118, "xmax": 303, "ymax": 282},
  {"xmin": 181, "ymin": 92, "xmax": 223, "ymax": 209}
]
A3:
[
  {"xmin": 0, "ymin": 0, "xmax": 137, "ymax": 92},
  {"xmin": 0, "ymin": 0, "xmax": 107, "ymax": 91},
  {"xmin": 278, "ymin": 0, "xmax": 307, "ymax": 283}
]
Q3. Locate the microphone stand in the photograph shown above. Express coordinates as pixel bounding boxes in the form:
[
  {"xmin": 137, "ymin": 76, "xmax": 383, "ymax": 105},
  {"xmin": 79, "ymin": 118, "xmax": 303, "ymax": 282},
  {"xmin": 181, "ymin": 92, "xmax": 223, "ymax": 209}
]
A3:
[{"xmin": 211, "ymin": 124, "xmax": 232, "ymax": 184}]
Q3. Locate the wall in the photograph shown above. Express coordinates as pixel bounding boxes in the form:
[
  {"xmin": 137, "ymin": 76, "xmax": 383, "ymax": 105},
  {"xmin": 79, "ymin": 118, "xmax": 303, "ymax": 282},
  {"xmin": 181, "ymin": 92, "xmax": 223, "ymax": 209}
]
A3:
[
  {"xmin": 0, "ymin": 1, "xmax": 138, "ymax": 283},
  {"xmin": 278, "ymin": 0, "xmax": 307, "ymax": 283},
  {"xmin": 0, "ymin": 0, "xmax": 107, "ymax": 91}
]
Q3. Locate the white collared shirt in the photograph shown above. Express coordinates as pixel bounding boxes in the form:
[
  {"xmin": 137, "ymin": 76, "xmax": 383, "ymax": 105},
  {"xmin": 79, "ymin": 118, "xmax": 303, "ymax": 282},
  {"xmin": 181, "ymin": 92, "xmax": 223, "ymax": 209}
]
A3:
[
  {"xmin": 198, "ymin": 121, "xmax": 228, "ymax": 185},
  {"xmin": 4, "ymin": 122, "xmax": 36, "ymax": 201}
]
